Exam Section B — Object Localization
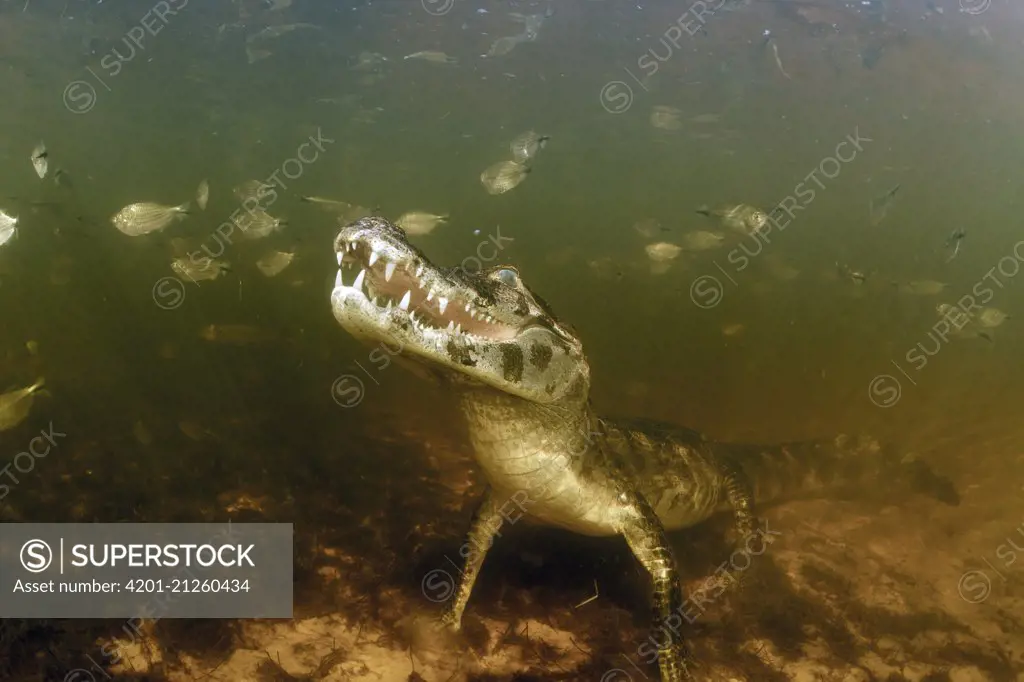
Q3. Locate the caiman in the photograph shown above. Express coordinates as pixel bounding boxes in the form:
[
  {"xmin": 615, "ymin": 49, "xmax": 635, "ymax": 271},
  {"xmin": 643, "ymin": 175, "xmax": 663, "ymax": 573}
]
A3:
[{"xmin": 329, "ymin": 216, "xmax": 959, "ymax": 681}]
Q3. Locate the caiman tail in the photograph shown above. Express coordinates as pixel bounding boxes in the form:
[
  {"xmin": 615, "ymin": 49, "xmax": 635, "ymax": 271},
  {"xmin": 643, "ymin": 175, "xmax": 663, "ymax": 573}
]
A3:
[{"xmin": 717, "ymin": 433, "xmax": 960, "ymax": 509}]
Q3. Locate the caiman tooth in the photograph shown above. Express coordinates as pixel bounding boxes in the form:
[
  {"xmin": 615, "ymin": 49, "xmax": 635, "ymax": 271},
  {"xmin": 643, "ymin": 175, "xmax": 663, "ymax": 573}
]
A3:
[
  {"xmin": 384, "ymin": 262, "xmax": 396, "ymax": 282},
  {"xmin": 427, "ymin": 289, "xmax": 435, "ymax": 302},
  {"xmin": 336, "ymin": 252, "xmax": 344, "ymax": 266},
  {"xmin": 455, "ymin": 323, "xmax": 462, "ymax": 334},
  {"xmin": 446, "ymin": 320, "xmax": 455, "ymax": 331},
  {"xmin": 438, "ymin": 297, "xmax": 448, "ymax": 314},
  {"xmin": 368, "ymin": 251, "xmax": 379, "ymax": 266},
  {"xmin": 399, "ymin": 290, "xmax": 411, "ymax": 310},
  {"xmin": 415, "ymin": 264, "xmax": 424, "ymax": 278},
  {"xmin": 464, "ymin": 303, "xmax": 471, "ymax": 313},
  {"xmin": 334, "ymin": 270, "xmax": 343, "ymax": 288},
  {"xmin": 353, "ymin": 269, "xmax": 366, "ymax": 291}
]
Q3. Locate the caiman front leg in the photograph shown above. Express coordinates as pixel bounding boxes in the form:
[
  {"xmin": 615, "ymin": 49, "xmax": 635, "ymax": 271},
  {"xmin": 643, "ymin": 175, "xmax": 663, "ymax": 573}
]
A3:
[
  {"xmin": 440, "ymin": 489, "xmax": 502, "ymax": 630},
  {"xmin": 618, "ymin": 488, "xmax": 694, "ymax": 682}
]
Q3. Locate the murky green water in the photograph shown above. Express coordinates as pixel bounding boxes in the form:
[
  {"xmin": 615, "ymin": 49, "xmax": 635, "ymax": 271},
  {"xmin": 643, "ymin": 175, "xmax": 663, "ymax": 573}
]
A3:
[{"xmin": 2, "ymin": 0, "xmax": 1023, "ymax": 680}]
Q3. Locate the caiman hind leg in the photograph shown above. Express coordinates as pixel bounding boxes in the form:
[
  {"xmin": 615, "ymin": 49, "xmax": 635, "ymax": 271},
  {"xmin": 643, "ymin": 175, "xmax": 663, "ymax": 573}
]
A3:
[
  {"xmin": 709, "ymin": 455, "xmax": 764, "ymax": 594},
  {"xmin": 440, "ymin": 490, "xmax": 502, "ymax": 630},
  {"xmin": 618, "ymin": 489, "xmax": 695, "ymax": 682}
]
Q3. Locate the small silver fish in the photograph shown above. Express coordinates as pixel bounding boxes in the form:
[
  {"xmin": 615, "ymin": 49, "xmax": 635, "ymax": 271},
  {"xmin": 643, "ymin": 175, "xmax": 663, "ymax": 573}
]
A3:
[
  {"xmin": 650, "ymin": 105, "xmax": 683, "ymax": 131},
  {"xmin": 486, "ymin": 35, "xmax": 527, "ymax": 57},
  {"xmin": 837, "ymin": 262, "xmax": 868, "ymax": 285},
  {"xmin": 171, "ymin": 256, "xmax": 230, "ymax": 282},
  {"xmin": 395, "ymin": 211, "xmax": 448, "ymax": 236},
  {"xmin": 646, "ymin": 242, "xmax": 682, "ymax": 275},
  {"xmin": 301, "ymin": 196, "xmax": 376, "ymax": 222},
  {"xmin": 945, "ymin": 229, "xmax": 966, "ymax": 262},
  {"xmin": 256, "ymin": 250, "xmax": 295, "ymax": 277},
  {"xmin": 235, "ymin": 207, "xmax": 284, "ymax": 239},
  {"xmin": 510, "ymin": 131, "xmax": 550, "ymax": 163},
  {"xmin": 977, "ymin": 307, "xmax": 1009, "ymax": 329},
  {"xmin": 632, "ymin": 218, "xmax": 665, "ymax": 238},
  {"xmin": 895, "ymin": 280, "xmax": 947, "ymax": 295},
  {"xmin": 403, "ymin": 50, "xmax": 457, "ymax": 64},
  {"xmin": 246, "ymin": 22, "xmax": 319, "ymax": 43},
  {"xmin": 870, "ymin": 184, "xmax": 900, "ymax": 226},
  {"xmin": 646, "ymin": 242, "xmax": 682, "ymax": 262},
  {"xmin": 351, "ymin": 51, "xmax": 388, "ymax": 71},
  {"xmin": 246, "ymin": 46, "xmax": 272, "ymax": 64},
  {"xmin": 233, "ymin": 179, "xmax": 275, "ymax": 204},
  {"xmin": 480, "ymin": 160, "xmax": 531, "ymax": 195},
  {"xmin": 679, "ymin": 230, "xmax": 726, "ymax": 251},
  {"xmin": 697, "ymin": 203, "xmax": 769, "ymax": 236},
  {"xmin": 112, "ymin": 202, "xmax": 190, "ymax": 236},
  {"xmin": 0, "ymin": 378, "xmax": 46, "ymax": 432},
  {"xmin": 31, "ymin": 142, "xmax": 48, "ymax": 179},
  {"xmin": 196, "ymin": 179, "xmax": 210, "ymax": 210},
  {"xmin": 301, "ymin": 195, "xmax": 351, "ymax": 209},
  {"xmin": 0, "ymin": 210, "xmax": 17, "ymax": 248},
  {"xmin": 936, "ymin": 303, "xmax": 991, "ymax": 341}
]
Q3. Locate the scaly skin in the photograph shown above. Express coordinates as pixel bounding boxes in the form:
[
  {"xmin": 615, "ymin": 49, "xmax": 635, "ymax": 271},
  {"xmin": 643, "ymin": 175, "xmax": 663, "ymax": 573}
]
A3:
[{"xmin": 329, "ymin": 217, "xmax": 959, "ymax": 681}]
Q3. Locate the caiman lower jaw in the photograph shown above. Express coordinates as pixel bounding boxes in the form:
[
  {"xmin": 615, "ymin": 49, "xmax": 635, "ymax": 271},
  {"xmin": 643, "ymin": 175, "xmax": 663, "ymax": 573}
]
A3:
[{"xmin": 332, "ymin": 237, "xmax": 519, "ymax": 343}]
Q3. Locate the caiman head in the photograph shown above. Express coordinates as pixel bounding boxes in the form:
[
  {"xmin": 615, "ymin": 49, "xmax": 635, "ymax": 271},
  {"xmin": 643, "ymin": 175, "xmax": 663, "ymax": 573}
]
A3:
[{"xmin": 331, "ymin": 217, "xmax": 590, "ymax": 405}]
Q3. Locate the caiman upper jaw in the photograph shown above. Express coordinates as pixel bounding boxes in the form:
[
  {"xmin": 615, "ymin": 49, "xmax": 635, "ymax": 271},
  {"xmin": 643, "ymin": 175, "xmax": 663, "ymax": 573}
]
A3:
[
  {"xmin": 330, "ymin": 217, "xmax": 591, "ymax": 405},
  {"xmin": 332, "ymin": 219, "xmax": 519, "ymax": 342}
]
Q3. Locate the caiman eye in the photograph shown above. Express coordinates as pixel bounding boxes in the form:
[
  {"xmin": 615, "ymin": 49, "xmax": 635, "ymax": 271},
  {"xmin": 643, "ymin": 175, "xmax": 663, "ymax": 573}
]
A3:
[{"xmin": 495, "ymin": 268, "xmax": 520, "ymax": 286}]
